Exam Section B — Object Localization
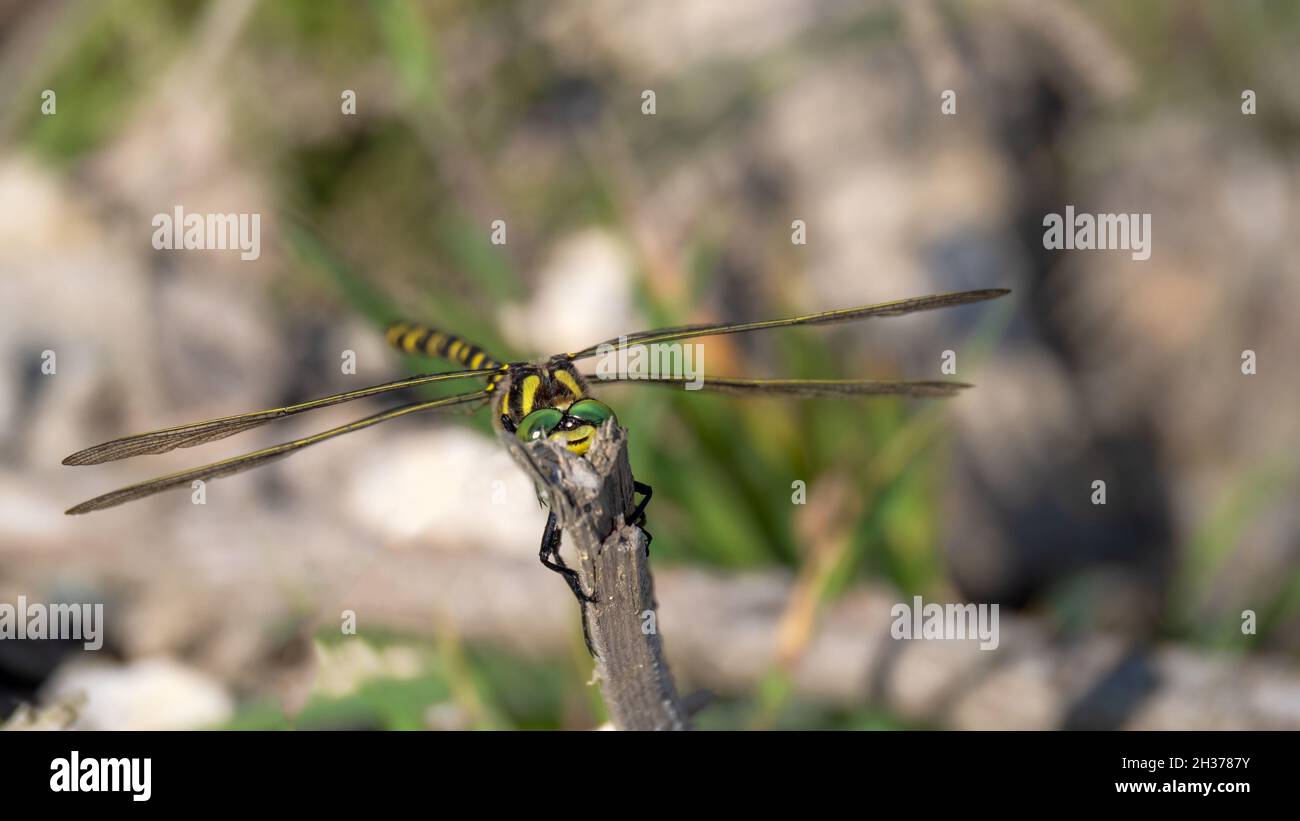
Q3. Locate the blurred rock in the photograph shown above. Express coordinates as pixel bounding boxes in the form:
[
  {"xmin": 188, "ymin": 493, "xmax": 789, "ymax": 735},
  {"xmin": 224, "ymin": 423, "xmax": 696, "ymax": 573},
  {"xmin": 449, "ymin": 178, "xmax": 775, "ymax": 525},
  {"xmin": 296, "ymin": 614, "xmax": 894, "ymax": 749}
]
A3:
[
  {"xmin": 497, "ymin": 229, "xmax": 637, "ymax": 356},
  {"xmin": 312, "ymin": 639, "xmax": 423, "ymax": 699},
  {"xmin": 346, "ymin": 427, "xmax": 546, "ymax": 553},
  {"xmin": 41, "ymin": 657, "xmax": 234, "ymax": 731},
  {"xmin": 1, "ymin": 693, "xmax": 84, "ymax": 731}
]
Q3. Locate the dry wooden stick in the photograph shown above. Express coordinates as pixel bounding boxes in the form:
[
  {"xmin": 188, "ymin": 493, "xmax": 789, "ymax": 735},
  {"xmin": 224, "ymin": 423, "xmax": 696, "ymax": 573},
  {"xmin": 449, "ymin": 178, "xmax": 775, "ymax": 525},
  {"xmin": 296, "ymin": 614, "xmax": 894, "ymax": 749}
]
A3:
[{"xmin": 505, "ymin": 421, "xmax": 689, "ymax": 730}]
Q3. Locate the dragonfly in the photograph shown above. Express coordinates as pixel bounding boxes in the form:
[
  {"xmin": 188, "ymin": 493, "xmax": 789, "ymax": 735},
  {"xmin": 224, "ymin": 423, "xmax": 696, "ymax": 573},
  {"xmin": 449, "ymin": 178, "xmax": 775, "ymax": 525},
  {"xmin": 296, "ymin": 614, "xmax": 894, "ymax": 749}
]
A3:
[{"xmin": 63, "ymin": 287, "xmax": 1008, "ymax": 649}]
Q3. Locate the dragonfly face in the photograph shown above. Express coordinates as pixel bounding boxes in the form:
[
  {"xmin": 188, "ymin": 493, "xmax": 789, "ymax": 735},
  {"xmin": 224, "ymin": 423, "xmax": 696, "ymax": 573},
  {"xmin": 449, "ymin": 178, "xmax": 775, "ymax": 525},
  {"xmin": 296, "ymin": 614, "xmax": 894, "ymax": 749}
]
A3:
[{"xmin": 495, "ymin": 359, "xmax": 617, "ymax": 456}]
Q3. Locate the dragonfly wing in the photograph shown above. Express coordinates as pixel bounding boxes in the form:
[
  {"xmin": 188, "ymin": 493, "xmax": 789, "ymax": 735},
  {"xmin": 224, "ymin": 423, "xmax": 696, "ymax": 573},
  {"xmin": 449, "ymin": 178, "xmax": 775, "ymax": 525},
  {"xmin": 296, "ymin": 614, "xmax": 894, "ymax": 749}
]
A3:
[
  {"xmin": 65, "ymin": 389, "xmax": 489, "ymax": 514},
  {"xmin": 568, "ymin": 288, "xmax": 1009, "ymax": 360},
  {"xmin": 62, "ymin": 364, "xmax": 505, "ymax": 465},
  {"xmin": 595, "ymin": 376, "xmax": 972, "ymax": 398}
]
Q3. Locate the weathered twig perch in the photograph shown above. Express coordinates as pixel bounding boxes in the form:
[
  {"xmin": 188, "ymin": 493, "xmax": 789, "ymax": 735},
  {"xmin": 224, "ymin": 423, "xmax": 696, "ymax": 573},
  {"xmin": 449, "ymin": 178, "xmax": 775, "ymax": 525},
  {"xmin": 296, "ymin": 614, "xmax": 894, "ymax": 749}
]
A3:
[{"xmin": 505, "ymin": 421, "xmax": 689, "ymax": 730}]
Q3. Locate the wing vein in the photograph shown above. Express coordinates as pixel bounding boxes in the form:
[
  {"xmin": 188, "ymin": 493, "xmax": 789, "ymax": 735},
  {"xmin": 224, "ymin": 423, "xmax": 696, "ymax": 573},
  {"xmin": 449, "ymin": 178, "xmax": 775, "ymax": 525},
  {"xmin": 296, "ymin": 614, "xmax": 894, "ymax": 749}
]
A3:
[
  {"xmin": 65, "ymin": 390, "xmax": 489, "ymax": 514},
  {"xmin": 62, "ymin": 365, "xmax": 504, "ymax": 465},
  {"xmin": 568, "ymin": 288, "xmax": 1009, "ymax": 360},
  {"xmin": 593, "ymin": 375, "xmax": 972, "ymax": 398}
]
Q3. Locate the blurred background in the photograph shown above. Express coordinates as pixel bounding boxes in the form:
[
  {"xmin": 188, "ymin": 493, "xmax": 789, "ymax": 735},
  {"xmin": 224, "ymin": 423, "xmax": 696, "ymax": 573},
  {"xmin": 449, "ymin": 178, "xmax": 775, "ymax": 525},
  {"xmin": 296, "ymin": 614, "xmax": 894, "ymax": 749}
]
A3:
[{"xmin": 1, "ymin": 0, "xmax": 1298, "ymax": 730}]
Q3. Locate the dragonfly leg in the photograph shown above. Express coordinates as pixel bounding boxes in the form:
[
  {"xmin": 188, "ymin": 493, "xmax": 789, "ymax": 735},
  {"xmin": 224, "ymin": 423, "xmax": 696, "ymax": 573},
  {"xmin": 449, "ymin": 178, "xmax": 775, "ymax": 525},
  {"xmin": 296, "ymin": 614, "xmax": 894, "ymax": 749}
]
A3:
[
  {"xmin": 539, "ymin": 510, "xmax": 599, "ymax": 656},
  {"xmin": 632, "ymin": 480, "xmax": 653, "ymax": 557},
  {"xmin": 539, "ymin": 511, "xmax": 596, "ymax": 603},
  {"xmin": 631, "ymin": 480, "xmax": 653, "ymax": 523}
]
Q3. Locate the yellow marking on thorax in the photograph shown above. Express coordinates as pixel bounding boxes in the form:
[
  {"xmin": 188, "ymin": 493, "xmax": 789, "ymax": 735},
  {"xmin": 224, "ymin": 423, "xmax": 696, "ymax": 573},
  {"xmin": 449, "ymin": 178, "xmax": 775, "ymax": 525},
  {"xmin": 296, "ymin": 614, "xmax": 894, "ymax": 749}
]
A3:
[
  {"xmin": 519, "ymin": 375, "xmax": 542, "ymax": 416},
  {"xmin": 552, "ymin": 369, "xmax": 583, "ymax": 399}
]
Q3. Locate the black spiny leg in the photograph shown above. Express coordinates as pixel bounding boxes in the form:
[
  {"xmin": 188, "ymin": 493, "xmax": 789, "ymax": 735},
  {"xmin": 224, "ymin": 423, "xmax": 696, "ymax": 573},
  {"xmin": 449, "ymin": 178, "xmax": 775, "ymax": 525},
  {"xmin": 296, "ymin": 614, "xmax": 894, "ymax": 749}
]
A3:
[
  {"xmin": 632, "ymin": 480, "xmax": 654, "ymax": 556},
  {"xmin": 539, "ymin": 511, "xmax": 595, "ymax": 605},
  {"xmin": 539, "ymin": 511, "xmax": 598, "ymax": 656}
]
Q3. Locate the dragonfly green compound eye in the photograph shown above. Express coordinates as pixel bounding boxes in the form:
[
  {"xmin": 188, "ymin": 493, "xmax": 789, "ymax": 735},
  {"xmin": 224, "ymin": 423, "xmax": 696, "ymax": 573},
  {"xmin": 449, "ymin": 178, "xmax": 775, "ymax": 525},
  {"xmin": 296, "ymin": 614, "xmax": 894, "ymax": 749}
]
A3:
[
  {"xmin": 567, "ymin": 399, "xmax": 616, "ymax": 427},
  {"xmin": 517, "ymin": 408, "xmax": 564, "ymax": 442}
]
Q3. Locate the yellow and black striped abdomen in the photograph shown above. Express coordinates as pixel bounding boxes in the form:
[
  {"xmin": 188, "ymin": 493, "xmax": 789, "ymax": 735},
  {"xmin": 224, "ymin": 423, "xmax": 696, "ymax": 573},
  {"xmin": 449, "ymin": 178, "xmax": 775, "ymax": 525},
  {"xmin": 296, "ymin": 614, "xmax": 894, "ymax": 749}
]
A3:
[{"xmin": 385, "ymin": 321, "xmax": 501, "ymax": 372}]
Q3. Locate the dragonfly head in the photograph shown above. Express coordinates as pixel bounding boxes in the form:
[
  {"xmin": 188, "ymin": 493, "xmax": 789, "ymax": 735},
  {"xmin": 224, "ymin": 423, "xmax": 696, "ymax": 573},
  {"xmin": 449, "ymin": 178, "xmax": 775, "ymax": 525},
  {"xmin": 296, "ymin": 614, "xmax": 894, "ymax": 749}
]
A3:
[
  {"xmin": 516, "ymin": 401, "xmax": 615, "ymax": 456},
  {"xmin": 498, "ymin": 363, "xmax": 616, "ymax": 456}
]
